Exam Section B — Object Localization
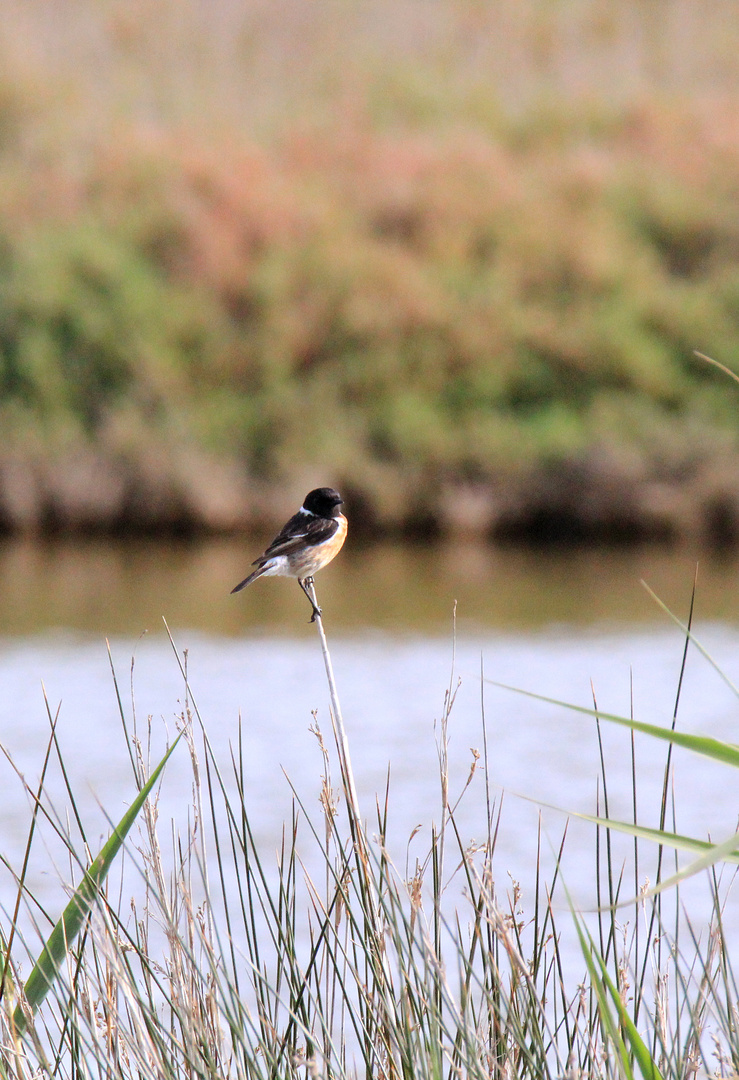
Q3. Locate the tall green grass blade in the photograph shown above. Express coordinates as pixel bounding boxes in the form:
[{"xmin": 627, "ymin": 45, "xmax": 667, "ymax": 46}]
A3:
[
  {"xmin": 640, "ymin": 581, "xmax": 739, "ymax": 699},
  {"xmin": 572, "ymin": 811, "xmax": 739, "ymax": 864},
  {"xmin": 488, "ymin": 682, "xmax": 739, "ymax": 767},
  {"xmin": 13, "ymin": 732, "xmax": 182, "ymax": 1034},
  {"xmin": 510, "ymin": 792, "xmax": 739, "ymax": 865},
  {"xmin": 571, "ymin": 910, "xmax": 636, "ymax": 1080},
  {"xmin": 633, "ymin": 828, "xmax": 739, "ymax": 903},
  {"xmin": 578, "ymin": 913, "xmax": 665, "ymax": 1080}
]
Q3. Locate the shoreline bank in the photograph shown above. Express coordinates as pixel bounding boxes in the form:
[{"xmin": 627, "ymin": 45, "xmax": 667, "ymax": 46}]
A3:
[{"xmin": 2, "ymin": 443, "xmax": 739, "ymax": 547}]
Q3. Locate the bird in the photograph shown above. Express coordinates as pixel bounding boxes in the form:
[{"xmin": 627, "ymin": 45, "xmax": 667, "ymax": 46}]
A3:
[{"xmin": 231, "ymin": 487, "xmax": 347, "ymax": 621}]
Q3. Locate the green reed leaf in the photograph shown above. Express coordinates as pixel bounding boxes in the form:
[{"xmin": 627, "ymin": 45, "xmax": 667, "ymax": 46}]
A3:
[
  {"xmin": 13, "ymin": 732, "xmax": 182, "ymax": 1035},
  {"xmin": 488, "ymin": 681, "xmax": 739, "ymax": 768},
  {"xmin": 575, "ymin": 911, "xmax": 665, "ymax": 1080}
]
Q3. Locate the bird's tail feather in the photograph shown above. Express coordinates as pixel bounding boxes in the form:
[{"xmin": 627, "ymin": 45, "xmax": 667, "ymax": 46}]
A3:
[{"xmin": 231, "ymin": 565, "xmax": 265, "ymax": 594}]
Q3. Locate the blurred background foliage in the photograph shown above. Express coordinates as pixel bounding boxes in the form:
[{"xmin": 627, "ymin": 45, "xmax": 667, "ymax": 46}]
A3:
[{"xmin": 1, "ymin": 0, "xmax": 739, "ymax": 540}]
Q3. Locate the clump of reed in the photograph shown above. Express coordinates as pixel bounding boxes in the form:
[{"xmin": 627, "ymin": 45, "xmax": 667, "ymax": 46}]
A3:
[{"xmin": 1, "ymin": 584, "xmax": 738, "ymax": 1079}]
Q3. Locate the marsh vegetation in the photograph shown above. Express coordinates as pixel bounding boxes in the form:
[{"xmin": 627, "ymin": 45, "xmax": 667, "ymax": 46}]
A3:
[{"xmin": 1, "ymin": 2, "xmax": 739, "ymax": 540}]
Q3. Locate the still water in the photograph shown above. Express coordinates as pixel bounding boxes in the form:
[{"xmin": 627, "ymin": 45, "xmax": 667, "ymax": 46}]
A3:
[
  {"xmin": 1, "ymin": 536, "xmax": 738, "ymax": 986},
  {"xmin": 5, "ymin": 533, "xmax": 739, "ymax": 636}
]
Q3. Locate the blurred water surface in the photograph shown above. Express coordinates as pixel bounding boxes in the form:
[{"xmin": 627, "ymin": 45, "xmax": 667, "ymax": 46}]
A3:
[
  {"xmin": 2, "ymin": 534, "xmax": 739, "ymax": 636},
  {"xmin": 1, "ymin": 536, "xmax": 738, "ymax": 985}
]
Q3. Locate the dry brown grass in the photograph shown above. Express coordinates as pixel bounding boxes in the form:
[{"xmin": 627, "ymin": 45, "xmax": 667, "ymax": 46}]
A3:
[{"xmin": 3, "ymin": 0, "xmax": 739, "ymax": 140}]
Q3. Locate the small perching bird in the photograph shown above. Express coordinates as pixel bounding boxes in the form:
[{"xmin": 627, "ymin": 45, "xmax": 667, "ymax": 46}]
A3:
[{"xmin": 231, "ymin": 487, "xmax": 347, "ymax": 621}]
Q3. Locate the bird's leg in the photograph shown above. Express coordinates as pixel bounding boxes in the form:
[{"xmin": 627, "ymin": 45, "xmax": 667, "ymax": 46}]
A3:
[{"xmin": 299, "ymin": 577, "xmax": 322, "ymax": 622}]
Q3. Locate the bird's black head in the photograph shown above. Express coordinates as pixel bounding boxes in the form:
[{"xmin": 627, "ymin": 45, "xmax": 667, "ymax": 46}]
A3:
[{"xmin": 303, "ymin": 487, "xmax": 343, "ymax": 517}]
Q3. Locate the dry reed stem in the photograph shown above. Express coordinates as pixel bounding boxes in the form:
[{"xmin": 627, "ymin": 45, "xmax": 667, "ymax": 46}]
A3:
[
  {"xmin": 305, "ymin": 581, "xmax": 362, "ymax": 842},
  {"xmin": 305, "ymin": 578, "xmax": 402, "ymax": 1071}
]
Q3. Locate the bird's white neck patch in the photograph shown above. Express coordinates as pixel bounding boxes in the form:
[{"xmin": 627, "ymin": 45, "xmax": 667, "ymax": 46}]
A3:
[{"xmin": 298, "ymin": 505, "xmax": 317, "ymax": 517}]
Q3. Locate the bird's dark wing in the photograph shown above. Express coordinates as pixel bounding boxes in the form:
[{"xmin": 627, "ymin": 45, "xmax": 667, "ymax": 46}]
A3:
[{"xmin": 253, "ymin": 513, "xmax": 338, "ymax": 565}]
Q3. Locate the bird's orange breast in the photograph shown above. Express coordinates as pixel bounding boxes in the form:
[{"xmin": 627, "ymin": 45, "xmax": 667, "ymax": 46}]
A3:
[
  {"xmin": 288, "ymin": 513, "xmax": 347, "ymax": 578},
  {"xmin": 328, "ymin": 513, "xmax": 348, "ymax": 557},
  {"xmin": 315, "ymin": 513, "xmax": 347, "ymax": 568}
]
